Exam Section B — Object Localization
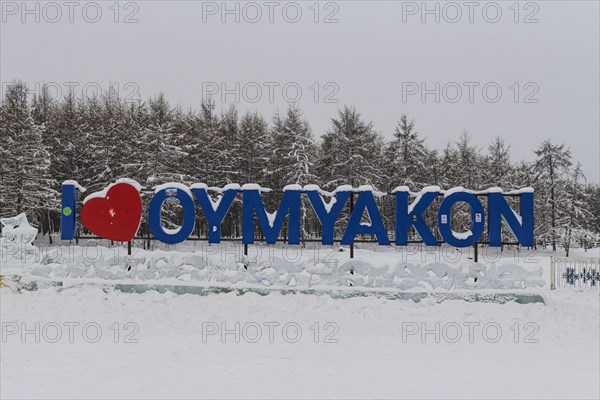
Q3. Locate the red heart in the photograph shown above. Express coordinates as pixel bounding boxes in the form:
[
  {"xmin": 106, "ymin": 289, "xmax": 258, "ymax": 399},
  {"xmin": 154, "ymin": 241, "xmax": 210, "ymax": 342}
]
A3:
[{"xmin": 81, "ymin": 183, "xmax": 142, "ymax": 242}]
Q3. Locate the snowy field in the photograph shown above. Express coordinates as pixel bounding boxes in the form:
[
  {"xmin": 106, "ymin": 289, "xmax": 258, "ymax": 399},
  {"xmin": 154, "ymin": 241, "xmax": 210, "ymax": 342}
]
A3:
[{"xmin": 1, "ymin": 243, "xmax": 599, "ymax": 399}]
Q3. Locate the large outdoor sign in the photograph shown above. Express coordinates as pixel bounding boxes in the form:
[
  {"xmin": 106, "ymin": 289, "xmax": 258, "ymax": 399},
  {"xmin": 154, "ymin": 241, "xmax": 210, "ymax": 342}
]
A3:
[{"xmin": 60, "ymin": 179, "xmax": 534, "ymax": 248}]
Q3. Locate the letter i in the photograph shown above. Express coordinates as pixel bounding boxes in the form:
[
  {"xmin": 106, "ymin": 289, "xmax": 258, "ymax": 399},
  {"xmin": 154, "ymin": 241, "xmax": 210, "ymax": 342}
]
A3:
[{"xmin": 60, "ymin": 183, "xmax": 77, "ymax": 240}]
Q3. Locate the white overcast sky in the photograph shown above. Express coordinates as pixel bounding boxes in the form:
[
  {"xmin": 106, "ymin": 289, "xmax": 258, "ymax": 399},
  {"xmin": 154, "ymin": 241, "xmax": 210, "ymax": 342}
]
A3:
[{"xmin": 1, "ymin": 1, "xmax": 599, "ymax": 182}]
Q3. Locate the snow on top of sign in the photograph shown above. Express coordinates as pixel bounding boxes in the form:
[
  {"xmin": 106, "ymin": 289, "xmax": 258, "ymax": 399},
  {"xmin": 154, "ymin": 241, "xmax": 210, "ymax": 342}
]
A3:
[
  {"xmin": 357, "ymin": 185, "xmax": 386, "ymax": 197},
  {"xmin": 443, "ymin": 186, "xmax": 468, "ymax": 197},
  {"xmin": 483, "ymin": 187, "xmax": 504, "ymax": 193},
  {"xmin": 190, "ymin": 183, "xmax": 241, "ymax": 193},
  {"xmin": 189, "ymin": 183, "xmax": 209, "ymax": 190},
  {"xmin": 283, "ymin": 184, "xmax": 303, "ymax": 192},
  {"xmin": 303, "ymin": 184, "xmax": 321, "ymax": 192},
  {"xmin": 153, "ymin": 182, "xmax": 193, "ymax": 197},
  {"xmin": 302, "ymin": 184, "xmax": 384, "ymax": 197},
  {"xmin": 62, "ymin": 180, "xmax": 86, "ymax": 192},
  {"xmin": 505, "ymin": 187, "xmax": 534, "ymax": 194},
  {"xmin": 334, "ymin": 185, "xmax": 354, "ymax": 194},
  {"xmin": 219, "ymin": 183, "xmax": 241, "ymax": 192},
  {"xmin": 241, "ymin": 183, "xmax": 272, "ymax": 192},
  {"xmin": 391, "ymin": 185, "xmax": 410, "ymax": 194},
  {"xmin": 82, "ymin": 189, "xmax": 105, "ymax": 205},
  {"xmin": 394, "ymin": 186, "xmax": 442, "ymax": 214},
  {"xmin": 392, "ymin": 185, "xmax": 533, "ymax": 197},
  {"xmin": 392, "ymin": 185, "xmax": 441, "ymax": 195},
  {"xmin": 83, "ymin": 178, "xmax": 142, "ymax": 204},
  {"xmin": 116, "ymin": 178, "xmax": 143, "ymax": 191}
]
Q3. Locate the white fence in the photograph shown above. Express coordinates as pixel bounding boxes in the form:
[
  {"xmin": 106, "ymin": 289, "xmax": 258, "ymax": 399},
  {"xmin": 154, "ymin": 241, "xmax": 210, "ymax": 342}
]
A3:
[{"xmin": 550, "ymin": 257, "xmax": 600, "ymax": 290}]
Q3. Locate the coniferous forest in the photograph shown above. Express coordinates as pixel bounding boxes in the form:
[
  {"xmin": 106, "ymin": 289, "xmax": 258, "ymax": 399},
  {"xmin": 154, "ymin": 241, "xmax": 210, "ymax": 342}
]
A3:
[{"xmin": 1, "ymin": 81, "xmax": 598, "ymax": 253}]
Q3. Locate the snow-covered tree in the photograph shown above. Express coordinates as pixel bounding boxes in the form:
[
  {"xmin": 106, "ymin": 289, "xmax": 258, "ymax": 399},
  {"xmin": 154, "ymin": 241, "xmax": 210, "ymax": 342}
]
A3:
[
  {"xmin": 386, "ymin": 115, "xmax": 428, "ymax": 188},
  {"xmin": 120, "ymin": 99, "xmax": 150, "ymax": 183},
  {"xmin": 49, "ymin": 89, "xmax": 88, "ymax": 187},
  {"xmin": 0, "ymin": 81, "xmax": 56, "ymax": 225},
  {"xmin": 533, "ymin": 139, "xmax": 572, "ymax": 251},
  {"xmin": 560, "ymin": 163, "xmax": 595, "ymax": 255},
  {"xmin": 454, "ymin": 130, "xmax": 481, "ymax": 189},
  {"xmin": 316, "ymin": 106, "xmax": 383, "ymax": 189},
  {"xmin": 485, "ymin": 136, "xmax": 513, "ymax": 188},
  {"xmin": 141, "ymin": 93, "xmax": 185, "ymax": 186},
  {"xmin": 586, "ymin": 184, "xmax": 600, "ymax": 244},
  {"xmin": 238, "ymin": 111, "xmax": 270, "ymax": 185},
  {"xmin": 270, "ymin": 105, "xmax": 316, "ymax": 187}
]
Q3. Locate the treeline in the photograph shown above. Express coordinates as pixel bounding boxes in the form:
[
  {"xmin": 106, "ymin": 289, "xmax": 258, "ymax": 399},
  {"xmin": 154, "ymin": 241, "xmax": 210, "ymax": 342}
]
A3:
[{"xmin": 0, "ymin": 81, "xmax": 598, "ymax": 253}]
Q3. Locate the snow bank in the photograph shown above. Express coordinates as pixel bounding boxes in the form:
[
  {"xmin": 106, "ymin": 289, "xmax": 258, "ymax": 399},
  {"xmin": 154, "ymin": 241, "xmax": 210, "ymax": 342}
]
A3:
[{"xmin": 0, "ymin": 243, "xmax": 545, "ymax": 290}]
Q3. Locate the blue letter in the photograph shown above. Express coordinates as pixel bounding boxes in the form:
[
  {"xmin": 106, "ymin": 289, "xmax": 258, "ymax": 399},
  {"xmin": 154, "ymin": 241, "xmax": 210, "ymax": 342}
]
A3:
[
  {"xmin": 437, "ymin": 192, "xmax": 484, "ymax": 248},
  {"xmin": 395, "ymin": 189, "xmax": 440, "ymax": 246},
  {"xmin": 306, "ymin": 189, "xmax": 350, "ymax": 245},
  {"xmin": 60, "ymin": 183, "xmax": 77, "ymax": 240},
  {"xmin": 341, "ymin": 192, "xmax": 390, "ymax": 246},
  {"xmin": 242, "ymin": 189, "xmax": 301, "ymax": 245},
  {"xmin": 192, "ymin": 188, "xmax": 238, "ymax": 244},
  {"xmin": 148, "ymin": 188, "xmax": 196, "ymax": 244},
  {"xmin": 488, "ymin": 192, "xmax": 534, "ymax": 247}
]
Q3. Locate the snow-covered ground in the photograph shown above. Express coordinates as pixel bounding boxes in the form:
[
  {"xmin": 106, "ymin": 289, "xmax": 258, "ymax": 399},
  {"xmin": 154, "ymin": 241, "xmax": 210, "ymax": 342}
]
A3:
[{"xmin": 1, "ymin": 242, "xmax": 599, "ymax": 399}]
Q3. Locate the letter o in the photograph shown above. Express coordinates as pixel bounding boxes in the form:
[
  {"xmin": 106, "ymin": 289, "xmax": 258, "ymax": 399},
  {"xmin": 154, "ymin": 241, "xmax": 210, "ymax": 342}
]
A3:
[
  {"xmin": 82, "ymin": 2, "xmax": 102, "ymax": 23},
  {"xmin": 242, "ymin": 82, "xmax": 262, "ymax": 103},
  {"xmin": 42, "ymin": 322, "xmax": 62, "ymax": 343},
  {"xmin": 442, "ymin": 322, "xmax": 462, "ymax": 343},
  {"xmin": 148, "ymin": 188, "xmax": 196, "ymax": 244},
  {"xmin": 242, "ymin": 2, "xmax": 262, "ymax": 22},
  {"xmin": 282, "ymin": 322, "xmax": 302, "ymax": 343},
  {"xmin": 482, "ymin": 82, "xmax": 502, "ymax": 103},
  {"xmin": 442, "ymin": 2, "xmax": 462, "ymax": 23},
  {"xmin": 242, "ymin": 322, "xmax": 262, "ymax": 343},
  {"xmin": 437, "ymin": 192, "xmax": 485, "ymax": 247},
  {"xmin": 282, "ymin": 2, "xmax": 302, "ymax": 23},
  {"xmin": 442, "ymin": 82, "xmax": 462, "ymax": 103},
  {"xmin": 482, "ymin": 2, "xmax": 502, "ymax": 23},
  {"xmin": 82, "ymin": 322, "xmax": 102, "ymax": 343},
  {"xmin": 42, "ymin": 2, "xmax": 62, "ymax": 23},
  {"xmin": 483, "ymin": 322, "xmax": 502, "ymax": 343}
]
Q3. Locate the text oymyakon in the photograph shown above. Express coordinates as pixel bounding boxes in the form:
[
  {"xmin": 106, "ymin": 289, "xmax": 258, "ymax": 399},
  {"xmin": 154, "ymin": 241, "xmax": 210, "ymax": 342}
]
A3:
[{"xmin": 60, "ymin": 179, "xmax": 534, "ymax": 248}]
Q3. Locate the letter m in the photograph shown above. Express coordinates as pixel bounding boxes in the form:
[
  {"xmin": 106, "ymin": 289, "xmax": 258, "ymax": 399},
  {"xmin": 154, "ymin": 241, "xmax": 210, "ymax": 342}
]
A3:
[{"xmin": 242, "ymin": 189, "xmax": 301, "ymax": 245}]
